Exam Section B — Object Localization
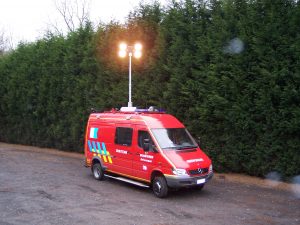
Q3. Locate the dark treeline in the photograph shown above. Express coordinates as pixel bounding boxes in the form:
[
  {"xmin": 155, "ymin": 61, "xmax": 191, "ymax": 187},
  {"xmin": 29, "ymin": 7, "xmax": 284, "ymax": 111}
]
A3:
[{"xmin": 0, "ymin": 0, "xmax": 299, "ymax": 178}]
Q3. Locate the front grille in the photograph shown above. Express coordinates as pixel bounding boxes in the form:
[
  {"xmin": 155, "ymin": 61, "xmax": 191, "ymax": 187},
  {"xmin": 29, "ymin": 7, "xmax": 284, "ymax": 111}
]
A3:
[{"xmin": 189, "ymin": 168, "xmax": 209, "ymax": 176}]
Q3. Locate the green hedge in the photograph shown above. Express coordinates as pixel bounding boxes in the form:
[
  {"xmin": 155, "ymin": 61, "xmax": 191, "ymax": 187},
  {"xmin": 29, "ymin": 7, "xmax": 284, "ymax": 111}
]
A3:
[{"xmin": 0, "ymin": 0, "xmax": 299, "ymax": 179}]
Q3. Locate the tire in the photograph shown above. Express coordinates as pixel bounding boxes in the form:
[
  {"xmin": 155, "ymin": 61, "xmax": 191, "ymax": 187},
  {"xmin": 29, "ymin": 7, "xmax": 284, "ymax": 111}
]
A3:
[
  {"xmin": 152, "ymin": 176, "xmax": 168, "ymax": 198},
  {"xmin": 92, "ymin": 163, "xmax": 104, "ymax": 181}
]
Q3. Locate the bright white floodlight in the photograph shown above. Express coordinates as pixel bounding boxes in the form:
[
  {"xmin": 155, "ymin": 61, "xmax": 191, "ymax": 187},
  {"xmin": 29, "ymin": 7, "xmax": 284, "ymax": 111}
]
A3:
[
  {"xmin": 134, "ymin": 51, "xmax": 142, "ymax": 58},
  {"xmin": 118, "ymin": 50, "xmax": 126, "ymax": 58},
  {"xmin": 118, "ymin": 42, "xmax": 127, "ymax": 58},
  {"xmin": 119, "ymin": 42, "xmax": 127, "ymax": 50},
  {"xmin": 133, "ymin": 43, "xmax": 142, "ymax": 58},
  {"xmin": 134, "ymin": 43, "xmax": 142, "ymax": 51}
]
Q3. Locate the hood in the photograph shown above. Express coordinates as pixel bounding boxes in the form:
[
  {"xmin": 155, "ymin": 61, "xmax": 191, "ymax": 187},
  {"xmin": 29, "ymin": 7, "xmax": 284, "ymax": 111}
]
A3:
[{"xmin": 163, "ymin": 148, "xmax": 211, "ymax": 170}]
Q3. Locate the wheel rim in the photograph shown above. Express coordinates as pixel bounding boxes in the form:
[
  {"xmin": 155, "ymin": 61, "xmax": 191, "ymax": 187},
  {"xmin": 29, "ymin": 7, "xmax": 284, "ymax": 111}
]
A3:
[
  {"xmin": 153, "ymin": 180, "xmax": 162, "ymax": 195},
  {"xmin": 93, "ymin": 166, "xmax": 100, "ymax": 179}
]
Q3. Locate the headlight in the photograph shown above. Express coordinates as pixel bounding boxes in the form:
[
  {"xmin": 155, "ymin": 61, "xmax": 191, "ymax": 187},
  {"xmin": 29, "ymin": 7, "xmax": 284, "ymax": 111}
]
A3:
[
  {"xmin": 172, "ymin": 168, "xmax": 188, "ymax": 176},
  {"xmin": 209, "ymin": 164, "xmax": 213, "ymax": 173}
]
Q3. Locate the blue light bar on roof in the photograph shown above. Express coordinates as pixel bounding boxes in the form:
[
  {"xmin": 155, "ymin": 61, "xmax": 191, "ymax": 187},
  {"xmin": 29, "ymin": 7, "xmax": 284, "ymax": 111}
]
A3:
[
  {"xmin": 136, "ymin": 107, "xmax": 166, "ymax": 113},
  {"xmin": 135, "ymin": 109, "xmax": 149, "ymax": 112}
]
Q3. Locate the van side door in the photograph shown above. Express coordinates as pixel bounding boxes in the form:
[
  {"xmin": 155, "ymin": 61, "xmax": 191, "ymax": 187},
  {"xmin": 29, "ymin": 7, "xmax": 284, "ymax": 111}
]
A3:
[{"xmin": 110, "ymin": 124, "xmax": 134, "ymax": 176}]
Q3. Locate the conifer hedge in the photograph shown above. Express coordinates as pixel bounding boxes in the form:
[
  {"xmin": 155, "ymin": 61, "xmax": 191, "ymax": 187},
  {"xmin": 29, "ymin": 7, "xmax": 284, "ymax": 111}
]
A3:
[{"xmin": 0, "ymin": 0, "xmax": 299, "ymax": 178}]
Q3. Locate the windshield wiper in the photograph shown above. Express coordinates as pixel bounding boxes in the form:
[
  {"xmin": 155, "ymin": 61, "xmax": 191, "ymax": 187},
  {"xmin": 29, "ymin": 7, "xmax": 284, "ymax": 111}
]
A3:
[
  {"xmin": 162, "ymin": 146, "xmax": 178, "ymax": 150},
  {"xmin": 162, "ymin": 145, "xmax": 197, "ymax": 150},
  {"xmin": 176, "ymin": 145, "xmax": 197, "ymax": 150}
]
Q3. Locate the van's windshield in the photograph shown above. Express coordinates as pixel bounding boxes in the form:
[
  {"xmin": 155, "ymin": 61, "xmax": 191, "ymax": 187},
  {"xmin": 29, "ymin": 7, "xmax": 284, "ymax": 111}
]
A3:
[{"xmin": 151, "ymin": 128, "xmax": 197, "ymax": 150}]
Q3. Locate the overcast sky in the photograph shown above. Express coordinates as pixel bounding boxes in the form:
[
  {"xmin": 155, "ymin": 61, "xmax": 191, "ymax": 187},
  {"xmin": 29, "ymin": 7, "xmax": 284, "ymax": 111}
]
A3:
[{"xmin": 0, "ymin": 0, "xmax": 167, "ymax": 47}]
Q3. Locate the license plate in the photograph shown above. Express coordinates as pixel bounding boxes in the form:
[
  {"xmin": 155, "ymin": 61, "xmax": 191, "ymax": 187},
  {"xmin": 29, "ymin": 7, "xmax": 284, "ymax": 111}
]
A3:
[{"xmin": 197, "ymin": 179, "xmax": 205, "ymax": 184}]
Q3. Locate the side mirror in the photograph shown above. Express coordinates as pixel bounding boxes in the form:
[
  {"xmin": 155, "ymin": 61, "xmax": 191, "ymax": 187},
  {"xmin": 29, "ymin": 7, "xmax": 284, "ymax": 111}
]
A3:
[{"xmin": 143, "ymin": 138, "xmax": 150, "ymax": 152}]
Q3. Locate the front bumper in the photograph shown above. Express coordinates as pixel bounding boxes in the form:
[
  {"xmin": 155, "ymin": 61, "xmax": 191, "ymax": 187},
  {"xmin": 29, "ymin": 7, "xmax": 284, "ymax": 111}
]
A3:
[{"xmin": 165, "ymin": 172, "xmax": 213, "ymax": 188}]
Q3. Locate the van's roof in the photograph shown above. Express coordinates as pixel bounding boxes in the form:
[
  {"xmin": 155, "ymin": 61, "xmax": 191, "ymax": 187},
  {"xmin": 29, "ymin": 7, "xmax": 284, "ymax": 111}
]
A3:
[{"xmin": 88, "ymin": 111, "xmax": 184, "ymax": 129}]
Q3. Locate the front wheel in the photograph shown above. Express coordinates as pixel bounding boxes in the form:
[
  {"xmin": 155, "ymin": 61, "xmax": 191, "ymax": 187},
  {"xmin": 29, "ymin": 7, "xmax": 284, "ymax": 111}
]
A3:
[
  {"xmin": 152, "ymin": 176, "xmax": 168, "ymax": 198},
  {"xmin": 92, "ymin": 163, "xmax": 104, "ymax": 180}
]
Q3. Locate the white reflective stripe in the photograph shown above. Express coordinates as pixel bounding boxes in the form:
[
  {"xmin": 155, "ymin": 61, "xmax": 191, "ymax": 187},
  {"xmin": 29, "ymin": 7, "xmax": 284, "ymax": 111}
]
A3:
[
  {"xmin": 89, "ymin": 128, "xmax": 95, "ymax": 138},
  {"xmin": 90, "ymin": 127, "xmax": 98, "ymax": 138}
]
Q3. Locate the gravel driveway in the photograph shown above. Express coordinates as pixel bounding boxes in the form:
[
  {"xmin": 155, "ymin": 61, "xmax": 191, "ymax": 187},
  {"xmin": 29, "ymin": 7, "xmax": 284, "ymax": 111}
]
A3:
[{"xmin": 0, "ymin": 143, "xmax": 299, "ymax": 225}]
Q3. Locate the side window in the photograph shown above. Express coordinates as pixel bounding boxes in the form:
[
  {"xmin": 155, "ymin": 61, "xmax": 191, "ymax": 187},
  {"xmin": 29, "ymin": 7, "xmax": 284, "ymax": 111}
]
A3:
[
  {"xmin": 138, "ymin": 130, "xmax": 156, "ymax": 152},
  {"xmin": 115, "ymin": 127, "xmax": 133, "ymax": 146}
]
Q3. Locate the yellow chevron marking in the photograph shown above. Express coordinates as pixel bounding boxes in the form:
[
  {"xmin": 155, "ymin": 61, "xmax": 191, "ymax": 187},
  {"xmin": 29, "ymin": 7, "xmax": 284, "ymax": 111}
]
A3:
[
  {"xmin": 107, "ymin": 151, "xmax": 113, "ymax": 164},
  {"xmin": 102, "ymin": 150, "xmax": 108, "ymax": 163}
]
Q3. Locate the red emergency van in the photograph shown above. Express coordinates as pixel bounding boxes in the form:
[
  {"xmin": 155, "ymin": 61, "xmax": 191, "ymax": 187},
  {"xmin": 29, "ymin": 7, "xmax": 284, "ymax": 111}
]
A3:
[{"xmin": 84, "ymin": 107, "xmax": 213, "ymax": 198}]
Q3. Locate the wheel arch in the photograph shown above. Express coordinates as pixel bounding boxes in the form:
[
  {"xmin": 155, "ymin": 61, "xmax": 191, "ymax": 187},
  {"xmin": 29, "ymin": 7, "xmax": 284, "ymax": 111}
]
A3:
[
  {"xmin": 151, "ymin": 170, "xmax": 164, "ymax": 182},
  {"xmin": 91, "ymin": 156, "xmax": 104, "ymax": 167}
]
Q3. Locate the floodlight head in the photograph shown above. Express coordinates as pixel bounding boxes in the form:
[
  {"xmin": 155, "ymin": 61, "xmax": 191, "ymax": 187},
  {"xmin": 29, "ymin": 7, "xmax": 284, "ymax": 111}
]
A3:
[
  {"xmin": 119, "ymin": 42, "xmax": 127, "ymax": 51},
  {"xmin": 118, "ymin": 50, "xmax": 127, "ymax": 58},
  {"xmin": 134, "ymin": 43, "xmax": 142, "ymax": 51},
  {"xmin": 134, "ymin": 51, "xmax": 142, "ymax": 59}
]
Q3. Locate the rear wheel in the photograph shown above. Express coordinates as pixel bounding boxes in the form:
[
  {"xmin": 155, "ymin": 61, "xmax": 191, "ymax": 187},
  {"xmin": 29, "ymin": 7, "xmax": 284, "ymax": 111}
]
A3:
[
  {"xmin": 152, "ymin": 176, "xmax": 168, "ymax": 198},
  {"xmin": 92, "ymin": 163, "xmax": 104, "ymax": 180}
]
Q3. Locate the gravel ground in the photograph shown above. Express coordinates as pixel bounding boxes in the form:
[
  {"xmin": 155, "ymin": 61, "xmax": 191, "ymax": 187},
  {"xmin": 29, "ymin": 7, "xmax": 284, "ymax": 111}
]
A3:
[{"xmin": 0, "ymin": 142, "xmax": 299, "ymax": 225}]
